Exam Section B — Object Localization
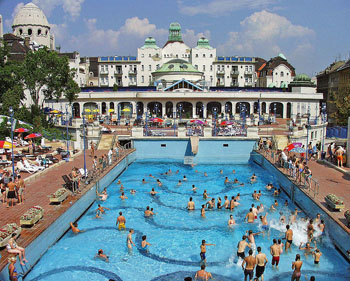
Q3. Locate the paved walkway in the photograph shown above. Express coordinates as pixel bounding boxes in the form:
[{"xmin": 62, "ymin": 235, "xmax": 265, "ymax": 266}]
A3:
[
  {"xmin": 261, "ymin": 150, "xmax": 350, "ymax": 234},
  {"xmin": 0, "ymin": 148, "xmax": 134, "ymax": 271}
]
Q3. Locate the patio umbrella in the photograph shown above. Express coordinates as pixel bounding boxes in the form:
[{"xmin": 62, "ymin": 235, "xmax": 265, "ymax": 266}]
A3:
[
  {"xmin": 108, "ymin": 109, "xmax": 114, "ymax": 113},
  {"xmin": 289, "ymin": 147, "xmax": 305, "ymax": 153},
  {"xmin": 50, "ymin": 110, "xmax": 61, "ymax": 114},
  {"xmin": 150, "ymin": 117, "xmax": 164, "ymax": 123},
  {"xmin": 286, "ymin": 142, "xmax": 303, "ymax": 152},
  {"xmin": 190, "ymin": 120, "xmax": 204, "ymax": 125},
  {"xmin": 0, "ymin": 141, "xmax": 15, "ymax": 149},
  {"xmin": 122, "ymin": 108, "xmax": 131, "ymax": 112},
  {"xmin": 14, "ymin": 128, "xmax": 29, "ymax": 133},
  {"xmin": 84, "ymin": 109, "xmax": 91, "ymax": 112},
  {"xmin": 93, "ymin": 109, "xmax": 99, "ymax": 113},
  {"xmin": 24, "ymin": 133, "xmax": 42, "ymax": 139},
  {"xmin": 221, "ymin": 121, "xmax": 233, "ymax": 126}
]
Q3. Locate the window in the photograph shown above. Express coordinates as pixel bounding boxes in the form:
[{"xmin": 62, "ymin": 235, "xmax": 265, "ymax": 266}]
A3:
[
  {"xmin": 28, "ymin": 28, "xmax": 32, "ymax": 35},
  {"xmin": 203, "ymin": 65, "xmax": 205, "ymax": 71},
  {"xmin": 142, "ymin": 76, "xmax": 144, "ymax": 83},
  {"xmin": 249, "ymin": 66, "xmax": 252, "ymax": 71},
  {"xmin": 210, "ymin": 65, "xmax": 213, "ymax": 71},
  {"xmin": 149, "ymin": 65, "xmax": 152, "ymax": 71},
  {"xmin": 195, "ymin": 65, "xmax": 198, "ymax": 70},
  {"xmin": 287, "ymin": 73, "xmax": 289, "ymax": 76},
  {"xmin": 210, "ymin": 54, "xmax": 213, "ymax": 58},
  {"xmin": 37, "ymin": 29, "xmax": 41, "ymax": 35},
  {"xmin": 245, "ymin": 66, "xmax": 248, "ymax": 71},
  {"xmin": 90, "ymin": 82, "xmax": 93, "ymax": 86},
  {"xmin": 149, "ymin": 54, "xmax": 151, "ymax": 58},
  {"xmin": 217, "ymin": 65, "xmax": 220, "ymax": 70},
  {"xmin": 196, "ymin": 54, "xmax": 199, "ymax": 58},
  {"xmin": 281, "ymin": 71, "xmax": 284, "ymax": 77},
  {"xmin": 203, "ymin": 54, "xmax": 206, "ymax": 58},
  {"xmin": 156, "ymin": 64, "xmax": 160, "ymax": 69},
  {"xmin": 141, "ymin": 65, "xmax": 144, "ymax": 71},
  {"xmin": 141, "ymin": 54, "xmax": 144, "ymax": 58},
  {"xmin": 222, "ymin": 65, "xmax": 225, "ymax": 71},
  {"xmin": 19, "ymin": 28, "xmax": 23, "ymax": 35},
  {"xmin": 176, "ymin": 54, "xmax": 178, "ymax": 58},
  {"xmin": 275, "ymin": 72, "xmax": 278, "ymax": 76},
  {"xmin": 210, "ymin": 76, "xmax": 213, "ymax": 82}
]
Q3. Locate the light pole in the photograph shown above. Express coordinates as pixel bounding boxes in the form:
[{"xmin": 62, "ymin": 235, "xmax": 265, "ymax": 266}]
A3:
[
  {"xmin": 225, "ymin": 103, "xmax": 228, "ymax": 121},
  {"xmin": 173, "ymin": 111, "xmax": 176, "ymax": 136},
  {"xmin": 239, "ymin": 102, "xmax": 242, "ymax": 120},
  {"xmin": 242, "ymin": 104, "xmax": 246, "ymax": 129},
  {"xmin": 202, "ymin": 104, "xmax": 205, "ymax": 121},
  {"xmin": 145, "ymin": 109, "xmax": 149, "ymax": 136},
  {"xmin": 273, "ymin": 103, "xmax": 277, "ymax": 123},
  {"xmin": 213, "ymin": 107, "xmax": 218, "ymax": 136},
  {"xmin": 179, "ymin": 103, "xmax": 183, "ymax": 123},
  {"xmin": 155, "ymin": 103, "xmax": 159, "ymax": 117},
  {"xmin": 117, "ymin": 103, "xmax": 121, "ymax": 125},
  {"xmin": 65, "ymin": 104, "xmax": 69, "ymax": 161},
  {"xmin": 321, "ymin": 103, "xmax": 327, "ymax": 158},
  {"xmin": 9, "ymin": 107, "xmax": 15, "ymax": 180},
  {"xmin": 82, "ymin": 112, "xmax": 87, "ymax": 178},
  {"xmin": 306, "ymin": 105, "xmax": 310, "ymax": 164}
]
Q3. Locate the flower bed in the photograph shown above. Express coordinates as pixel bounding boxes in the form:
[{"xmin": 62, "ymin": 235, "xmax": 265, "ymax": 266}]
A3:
[
  {"xmin": 20, "ymin": 206, "xmax": 44, "ymax": 226},
  {"xmin": 0, "ymin": 223, "xmax": 22, "ymax": 248},
  {"xmin": 49, "ymin": 188, "xmax": 70, "ymax": 203},
  {"xmin": 325, "ymin": 194, "xmax": 345, "ymax": 211}
]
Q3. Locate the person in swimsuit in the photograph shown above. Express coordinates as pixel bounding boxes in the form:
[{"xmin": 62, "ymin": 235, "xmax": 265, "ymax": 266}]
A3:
[
  {"xmin": 144, "ymin": 206, "xmax": 154, "ymax": 217},
  {"xmin": 150, "ymin": 188, "xmax": 158, "ymax": 196},
  {"xmin": 217, "ymin": 197, "xmax": 222, "ymax": 209},
  {"xmin": 195, "ymin": 264, "xmax": 212, "ymax": 280},
  {"xmin": 183, "ymin": 175, "xmax": 187, "ymax": 181},
  {"xmin": 116, "ymin": 212, "xmax": 126, "ymax": 230},
  {"xmin": 95, "ymin": 249, "xmax": 109, "ymax": 262},
  {"xmin": 206, "ymin": 198, "xmax": 215, "ymax": 209},
  {"xmin": 228, "ymin": 215, "xmax": 236, "ymax": 226},
  {"xmin": 7, "ymin": 233, "xmax": 27, "ymax": 265},
  {"xmin": 255, "ymin": 246, "xmax": 268, "ymax": 281},
  {"xmin": 187, "ymin": 197, "xmax": 195, "ymax": 210},
  {"xmin": 237, "ymin": 236, "xmax": 251, "ymax": 260},
  {"xmin": 270, "ymin": 239, "xmax": 281, "ymax": 268},
  {"xmin": 299, "ymin": 241, "xmax": 316, "ymax": 256},
  {"xmin": 16, "ymin": 175, "xmax": 25, "ymax": 205},
  {"xmin": 8, "ymin": 256, "xmax": 18, "ymax": 281},
  {"xmin": 95, "ymin": 204, "xmax": 110, "ymax": 218},
  {"xmin": 200, "ymin": 240, "xmax": 215, "ymax": 265},
  {"xmin": 291, "ymin": 254, "xmax": 303, "ymax": 281},
  {"xmin": 245, "ymin": 209, "xmax": 255, "ymax": 223},
  {"xmin": 192, "ymin": 185, "xmax": 198, "ymax": 193},
  {"xmin": 70, "ymin": 222, "xmax": 84, "ymax": 234},
  {"xmin": 242, "ymin": 249, "xmax": 256, "ymax": 281},
  {"xmin": 127, "ymin": 229, "xmax": 136, "ymax": 250},
  {"xmin": 223, "ymin": 196, "xmax": 230, "ymax": 209},
  {"xmin": 250, "ymin": 174, "xmax": 257, "ymax": 184},
  {"xmin": 7, "ymin": 178, "xmax": 17, "ymax": 208},
  {"xmin": 259, "ymin": 213, "xmax": 269, "ymax": 231},
  {"xmin": 285, "ymin": 224, "xmax": 293, "ymax": 252},
  {"xmin": 203, "ymin": 190, "xmax": 209, "ymax": 200},
  {"xmin": 307, "ymin": 219, "xmax": 314, "ymax": 242},
  {"xmin": 318, "ymin": 220, "xmax": 325, "ymax": 236},
  {"xmin": 177, "ymin": 180, "xmax": 182, "ymax": 186},
  {"xmin": 119, "ymin": 192, "xmax": 128, "ymax": 200},
  {"xmin": 230, "ymin": 196, "xmax": 235, "ymax": 211},
  {"xmin": 142, "ymin": 179, "xmax": 147, "ymax": 184},
  {"xmin": 141, "ymin": 235, "xmax": 151, "ymax": 251},
  {"xmin": 312, "ymin": 248, "xmax": 322, "ymax": 264}
]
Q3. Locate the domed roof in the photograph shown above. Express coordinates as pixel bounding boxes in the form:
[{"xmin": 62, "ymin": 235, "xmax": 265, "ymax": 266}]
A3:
[
  {"xmin": 154, "ymin": 59, "xmax": 201, "ymax": 74},
  {"xmin": 195, "ymin": 37, "xmax": 213, "ymax": 50},
  {"xmin": 169, "ymin": 22, "xmax": 181, "ymax": 31},
  {"xmin": 293, "ymin": 73, "xmax": 311, "ymax": 82},
  {"xmin": 13, "ymin": 2, "xmax": 49, "ymax": 27},
  {"xmin": 141, "ymin": 37, "xmax": 159, "ymax": 49},
  {"xmin": 268, "ymin": 82, "xmax": 276, "ymax": 88},
  {"xmin": 278, "ymin": 53, "xmax": 287, "ymax": 60}
]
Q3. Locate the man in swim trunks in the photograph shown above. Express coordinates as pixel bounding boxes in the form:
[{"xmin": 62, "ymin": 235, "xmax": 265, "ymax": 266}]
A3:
[
  {"xmin": 144, "ymin": 206, "xmax": 154, "ymax": 217},
  {"xmin": 116, "ymin": 212, "xmax": 126, "ymax": 230},
  {"xmin": 201, "ymin": 205, "xmax": 206, "ymax": 218},
  {"xmin": 312, "ymin": 248, "xmax": 322, "ymax": 264},
  {"xmin": 259, "ymin": 213, "xmax": 269, "ymax": 230},
  {"xmin": 318, "ymin": 219, "xmax": 325, "ymax": 236},
  {"xmin": 96, "ymin": 204, "xmax": 110, "ymax": 218},
  {"xmin": 237, "ymin": 236, "xmax": 251, "ymax": 260},
  {"xmin": 299, "ymin": 241, "xmax": 316, "ymax": 255},
  {"xmin": 203, "ymin": 190, "xmax": 209, "ymax": 200},
  {"xmin": 242, "ymin": 249, "xmax": 256, "ymax": 281},
  {"xmin": 195, "ymin": 264, "xmax": 212, "ymax": 280},
  {"xmin": 192, "ymin": 184, "xmax": 198, "ymax": 193},
  {"xmin": 200, "ymin": 240, "xmax": 215, "ymax": 265},
  {"xmin": 335, "ymin": 146, "xmax": 344, "ymax": 167},
  {"xmin": 224, "ymin": 196, "xmax": 230, "ymax": 209},
  {"xmin": 285, "ymin": 224, "xmax": 293, "ymax": 252},
  {"xmin": 291, "ymin": 254, "xmax": 303, "ymax": 281},
  {"xmin": 255, "ymin": 246, "xmax": 268, "ymax": 281},
  {"xmin": 230, "ymin": 196, "xmax": 235, "ymax": 211},
  {"xmin": 70, "ymin": 222, "xmax": 83, "ymax": 234},
  {"xmin": 206, "ymin": 198, "xmax": 215, "ymax": 209},
  {"xmin": 245, "ymin": 208, "xmax": 256, "ymax": 223},
  {"xmin": 247, "ymin": 230, "xmax": 262, "ymax": 253},
  {"xmin": 270, "ymin": 239, "xmax": 281, "ymax": 267},
  {"xmin": 307, "ymin": 219, "xmax": 314, "ymax": 242},
  {"xmin": 187, "ymin": 197, "xmax": 195, "ymax": 210}
]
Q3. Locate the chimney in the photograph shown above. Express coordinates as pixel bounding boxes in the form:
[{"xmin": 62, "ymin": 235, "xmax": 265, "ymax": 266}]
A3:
[{"xmin": 24, "ymin": 37, "xmax": 30, "ymax": 48}]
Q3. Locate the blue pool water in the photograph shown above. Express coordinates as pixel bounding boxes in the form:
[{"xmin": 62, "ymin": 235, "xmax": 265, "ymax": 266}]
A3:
[{"xmin": 25, "ymin": 160, "xmax": 350, "ymax": 281}]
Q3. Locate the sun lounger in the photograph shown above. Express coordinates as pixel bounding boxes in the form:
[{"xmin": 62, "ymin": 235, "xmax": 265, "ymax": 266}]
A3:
[
  {"xmin": 23, "ymin": 160, "xmax": 45, "ymax": 171},
  {"xmin": 16, "ymin": 161, "xmax": 37, "ymax": 174}
]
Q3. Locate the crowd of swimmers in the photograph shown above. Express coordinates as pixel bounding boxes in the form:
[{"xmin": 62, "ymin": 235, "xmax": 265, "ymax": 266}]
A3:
[{"xmin": 66, "ymin": 167, "xmax": 326, "ymax": 281}]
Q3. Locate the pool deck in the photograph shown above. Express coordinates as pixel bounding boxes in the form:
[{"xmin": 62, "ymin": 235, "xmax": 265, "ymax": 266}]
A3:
[
  {"xmin": 0, "ymin": 148, "xmax": 135, "ymax": 272},
  {"xmin": 260, "ymin": 150, "xmax": 350, "ymax": 234}
]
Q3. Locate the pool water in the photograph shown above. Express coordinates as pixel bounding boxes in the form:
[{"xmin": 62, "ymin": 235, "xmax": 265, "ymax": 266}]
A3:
[{"xmin": 25, "ymin": 160, "xmax": 350, "ymax": 281}]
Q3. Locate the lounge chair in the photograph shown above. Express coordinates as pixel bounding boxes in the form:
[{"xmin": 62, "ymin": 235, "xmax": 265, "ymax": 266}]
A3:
[
  {"xmin": 23, "ymin": 159, "xmax": 45, "ymax": 171},
  {"xmin": 16, "ymin": 161, "xmax": 37, "ymax": 174},
  {"xmin": 62, "ymin": 175, "xmax": 76, "ymax": 192}
]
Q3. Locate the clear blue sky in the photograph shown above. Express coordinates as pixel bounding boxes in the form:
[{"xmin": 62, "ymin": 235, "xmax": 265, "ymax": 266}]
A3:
[{"xmin": 1, "ymin": 0, "xmax": 350, "ymax": 76}]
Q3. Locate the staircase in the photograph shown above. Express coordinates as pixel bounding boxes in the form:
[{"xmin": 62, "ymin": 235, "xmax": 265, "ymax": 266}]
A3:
[
  {"xmin": 190, "ymin": 136, "xmax": 199, "ymax": 155},
  {"xmin": 97, "ymin": 134, "xmax": 115, "ymax": 150}
]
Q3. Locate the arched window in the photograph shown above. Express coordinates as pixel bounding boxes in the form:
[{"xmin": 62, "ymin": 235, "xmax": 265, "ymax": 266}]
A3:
[
  {"xmin": 37, "ymin": 29, "xmax": 42, "ymax": 35},
  {"xmin": 19, "ymin": 28, "xmax": 23, "ymax": 35},
  {"xmin": 28, "ymin": 28, "xmax": 32, "ymax": 35},
  {"xmin": 280, "ymin": 71, "xmax": 284, "ymax": 77}
]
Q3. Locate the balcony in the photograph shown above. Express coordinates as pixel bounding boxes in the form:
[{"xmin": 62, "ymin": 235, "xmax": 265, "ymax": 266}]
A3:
[
  {"xmin": 100, "ymin": 80, "xmax": 109, "ymax": 86},
  {"xmin": 129, "ymin": 70, "xmax": 137, "ymax": 75},
  {"xmin": 129, "ymin": 81, "xmax": 137, "ymax": 86},
  {"xmin": 100, "ymin": 69, "xmax": 108, "ymax": 75},
  {"xmin": 231, "ymin": 70, "xmax": 239, "ymax": 76},
  {"xmin": 231, "ymin": 82, "xmax": 239, "ymax": 87},
  {"xmin": 216, "ymin": 70, "xmax": 225, "ymax": 75},
  {"xmin": 216, "ymin": 82, "xmax": 225, "ymax": 87},
  {"xmin": 114, "ymin": 71, "xmax": 122, "ymax": 76},
  {"xmin": 244, "ymin": 70, "xmax": 253, "ymax": 75}
]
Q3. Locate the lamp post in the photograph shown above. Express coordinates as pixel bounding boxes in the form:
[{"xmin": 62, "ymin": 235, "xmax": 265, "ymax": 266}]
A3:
[
  {"xmin": 242, "ymin": 104, "xmax": 247, "ymax": 129},
  {"xmin": 179, "ymin": 103, "xmax": 183, "ymax": 123},
  {"xmin": 155, "ymin": 103, "xmax": 159, "ymax": 117},
  {"xmin": 65, "ymin": 104, "xmax": 69, "ymax": 161},
  {"xmin": 305, "ymin": 105, "xmax": 310, "ymax": 164},
  {"xmin": 82, "ymin": 112, "xmax": 87, "ymax": 178},
  {"xmin": 273, "ymin": 103, "xmax": 277, "ymax": 123},
  {"xmin": 213, "ymin": 107, "xmax": 218, "ymax": 136},
  {"xmin": 321, "ymin": 103, "xmax": 327, "ymax": 157},
  {"xmin": 145, "ymin": 109, "xmax": 149, "ymax": 136},
  {"xmin": 202, "ymin": 104, "xmax": 205, "ymax": 121},
  {"xmin": 9, "ymin": 107, "xmax": 15, "ymax": 180},
  {"xmin": 173, "ymin": 111, "xmax": 176, "ymax": 137},
  {"xmin": 225, "ymin": 103, "xmax": 228, "ymax": 121},
  {"xmin": 117, "ymin": 103, "xmax": 121, "ymax": 125},
  {"xmin": 239, "ymin": 102, "xmax": 242, "ymax": 119}
]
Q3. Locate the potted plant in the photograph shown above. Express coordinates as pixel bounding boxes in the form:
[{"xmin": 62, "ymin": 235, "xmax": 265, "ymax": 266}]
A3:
[
  {"xmin": 49, "ymin": 188, "xmax": 71, "ymax": 203},
  {"xmin": 325, "ymin": 194, "xmax": 345, "ymax": 211},
  {"xmin": 20, "ymin": 206, "xmax": 44, "ymax": 226},
  {"xmin": 0, "ymin": 223, "xmax": 21, "ymax": 248}
]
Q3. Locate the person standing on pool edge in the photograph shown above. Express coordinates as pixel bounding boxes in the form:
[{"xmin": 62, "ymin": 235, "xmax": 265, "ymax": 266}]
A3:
[{"xmin": 200, "ymin": 239, "xmax": 215, "ymax": 265}]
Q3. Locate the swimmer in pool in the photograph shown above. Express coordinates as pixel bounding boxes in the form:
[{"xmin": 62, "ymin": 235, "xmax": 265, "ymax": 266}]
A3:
[
  {"xmin": 260, "ymin": 213, "xmax": 269, "ymax": 231},
  {"xmin": 144, "ymin": 206, "xmax": 154, "ymax": 217},
  {"xmin": 119, "ymin": 192, "xmax": 128, "ymax": 200},
  {"xmin": 203, "ymin": 190, "xmax": 210, "ymax": 200},
  {"xmin": 250, "ymin": 174, "xmax": 257, "ymax": 184},
  {"xmin": 177, "ymin": 180, "xmax": 182, "ymax": 186},
  {"xmin": 201, "ymin": 205, "xmax": 206, "ymax": 218},
  {"xmin": 228, "ymin": 215, "xmax": 236, "ymax": 226},
  {"xmin": 200, "ymin": 239, "xmax": 215, "ymax": 265},
  {"xmin": 150, "ymin": 188, "xmax": 158, "ymax": 196},
  {"xmin": 187, "ymin": 197, "xmax": 195, "ymax": 210},
  {"xmin": 142, "ymin": 179, "xmax": 148, "ymax": 184},
  {"xmin": 204, "ymin": 172, "xmax": 208, "ymax": 177},
  {"xmin": 116, "ymin": 212, "xmax": 126, "ymax": 230},
  {"xmin": 192, "ymin": 184, "xmax": 198, "ymax": 193},
  {"xmin": 95, "ymin": 249, "xmax": 109, "ymax": 262},
  {"xmin": 95, "ymin": 204, "xmax": 110, "ymax": 218},
  {"xmin": 141, "ymin": 235, "xmax": 151, "ymax": 251},
  {"xmin": 183, "ymin": 175, "xmax": 187, "ymax": 181},
  {"xmin": 70, "ymin": 222, "xmax": 84, "ymax": 234}
]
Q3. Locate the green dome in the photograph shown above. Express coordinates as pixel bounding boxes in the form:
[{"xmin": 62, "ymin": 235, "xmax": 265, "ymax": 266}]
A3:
[
  {"xmin": 154, "ymin": 59, "xmax": 201, "ymax": 74},
  {"xmin": 141, "ymin": 37, "xmax": 159, "ymax": 49},
  {"xmin": 145, "ymin": 37, "xmax": 156, "ymax": 44},
  {"xmin": 195, "ymin": 37, "xmax": 213, "ymax": 50},
  {"xmin": 167, "ymin": 22, "xmax": 183, "ymax": 42},
  {"xmin": 280, "ymin": 81, "xmax": 288, "ymax": 88},
  {"xmin": 293, "ymin": 74, "xmax": 311, "ymax": 82},
  {"xmin": 169, "ymin": 22, "xmax": 181, "ymax": 31}
]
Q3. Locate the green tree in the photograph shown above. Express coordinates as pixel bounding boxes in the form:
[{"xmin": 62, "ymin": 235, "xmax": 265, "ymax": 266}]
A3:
[
  {"xmin": 332, "ymin": 88, "xmax": 350, "ymax": 125},
  {"xmin": 21, "ymin": 47, "xmax": 80, "ymax": 108}
]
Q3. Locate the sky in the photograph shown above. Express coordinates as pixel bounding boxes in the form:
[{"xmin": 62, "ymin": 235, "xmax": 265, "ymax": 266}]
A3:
[{"xmin": 1, "ymin": 0, "xmax": 350, "ymax": 76}]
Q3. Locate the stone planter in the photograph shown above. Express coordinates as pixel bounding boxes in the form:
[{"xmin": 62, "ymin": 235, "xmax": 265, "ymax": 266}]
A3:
[
  {"xmin": 49, "ymin": 191, "xmax": 70, "ymax": 203},
  {"xmin": 325, "ymin": 196, "xmax": 345, "ymax": 211},
  {"xmin": 0, "ymin": 224, "xmax": 22, "ymax": 248},
  {"xmin": 20, "ymin": 212, "xmax": 43, "ymax": 226}
]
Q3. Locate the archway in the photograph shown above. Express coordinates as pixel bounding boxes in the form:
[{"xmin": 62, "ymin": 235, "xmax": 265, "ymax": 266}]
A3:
[
  {"xmin": 166, "ymin": 102, "xmax": 173, "ymax": 117},
  {"xmin": 207, "ymin": 102, "xmax": 222, "ymax": 118},
  {"xmin": 118, "ymin": 102, "xmax": 133, "ymax": 118},
  {"xmin": 136, "ymin": 102, "xmax": 144, "ymax": 119},
  {"xmin": 147, "ymin": 102, "xmax": 162, "ymax": 117},
  {"xmin": 176, "ymin": 102, "xmax": 193, "ymax": 119},
  {"xmin": 261, "ymin": 102, "xmax": 266, "ymax": 114},
  {"xmin": 102, "ymin": 102, "xmax": 107, "ymax": 114},
  {"xmin": 72, "ymin": 103, "xmax": 80, "ymax": 118},
  {"xmin": 83, "ymin": 102, "xmax": 98, "ymax": 112},
  {"xmin": 196, "ymin": 102, "xmax": 204, "ymax": 118},
  {"xmin": 253, "ymin": 102, "xmax": 259, "ymax": 114},
  {"xmin": 269, "ymin": 102, "xmax": 283, "ymax": 118},
  {"xmin": 287, "ymin": 102, "xmax": 291, "ymax": 118},
  {"xmin": 235, "ymin": 102, "xmax": 250, "ymax": 115}
]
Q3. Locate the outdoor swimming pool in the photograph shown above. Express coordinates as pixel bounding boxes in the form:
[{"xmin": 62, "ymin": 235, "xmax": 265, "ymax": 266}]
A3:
[{"xmin": 25, "ymin": 160, "xmax": 350, "ymax": 281}]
